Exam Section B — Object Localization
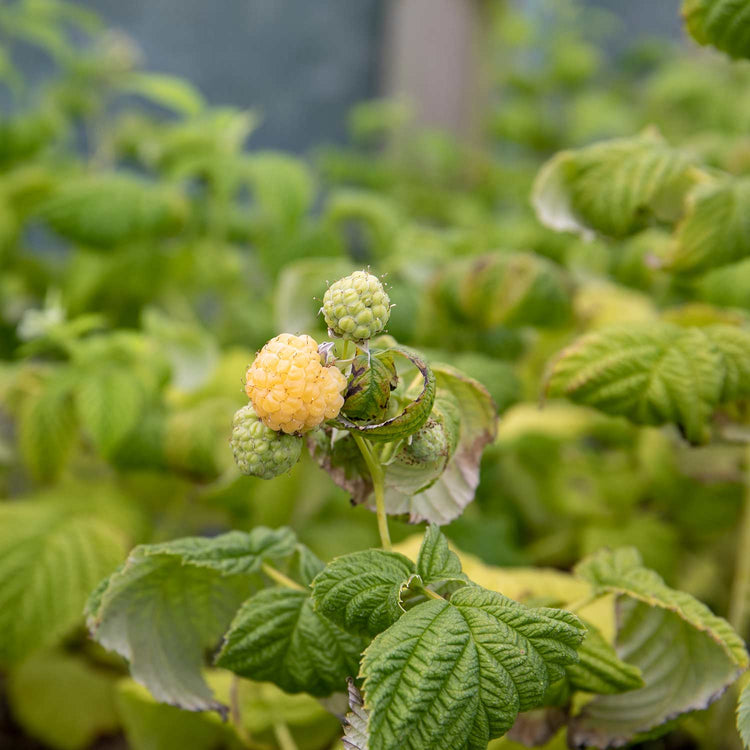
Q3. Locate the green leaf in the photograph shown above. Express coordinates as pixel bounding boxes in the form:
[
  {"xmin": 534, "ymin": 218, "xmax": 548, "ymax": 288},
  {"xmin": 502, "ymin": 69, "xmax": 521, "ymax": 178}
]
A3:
[
  {"xmin": 706, "ymin": 325, "xmax": 750, "ymax": 402},
  {"xmin": 74, "ymin": 366, "xmax": 145, "ymax": 457},
  {"xmin": 311, "ymin": 549, "xmax": 415, "ymax": 636},
  {"xmin": 546, "ymin": 324, "xmax": 724, "ymax": 443},
  {"xmin": 533, "ymin": 133, "xmax": 696, "ymax": 239},
  {"xmin": 40, "ymin": 173, "xmax": 187, "ymax": 249},
  {"xmin": 684, "ymin": 0, "xmax": 750, "ymax": 59},
  {"xmin": 18, "ymin": 378, "xmax": 78, "ymax": 483},
  {"xmin": 343, "ymin": 352, "xmax": 398, "ymax": 423},
  {"xmin": 325, "ymin": 189, "xmax": 400, "ymax": 258},
  {"xmin": 118, "ymin": 72, "xmax": 206, "ymax": 116},
  {"xmin": 738, "ymin": 679, "xmax": 750, "ymax": 749},
  {"xmin": 7, "ymin": 650, "xmax": 119, "ymax": 750},
  {"xmin": 0, "ymin": 502, "xmax": 126, "ymax": 665},
  {"xmin": 334, "ymin": 347, "xmax": 436, "ymax": 443},
  {"xmin": 427, "ymin": 252, "xmax": 571, "ymax": 329},
  {"xmin": 215, "ymin": 588, "xmax": 366, "ymax": 696},
  {"xmin": 565, "ymin": 620, "xmax": 643, "ymax": 695},
  {"xmin": 416, "ymin": 524, "xmax": 464, "ymax": 583},
  {"xmin": 667, "ymin": 178, "xmax": 750, "ymax": 273},
  {"xmin": 87, "ymin": 529, "xmax": 295, "ymax": 713},
  {"xmin": 361, "ymin": 587, "xmax": 585, "ymax": 750},
  {"xmin": 382, "ymin": 364, "xmax": 498, "ymax": 524},
  {"xmin": 570, "ymin": 547, "xmax": 749, "ymax": 747}
]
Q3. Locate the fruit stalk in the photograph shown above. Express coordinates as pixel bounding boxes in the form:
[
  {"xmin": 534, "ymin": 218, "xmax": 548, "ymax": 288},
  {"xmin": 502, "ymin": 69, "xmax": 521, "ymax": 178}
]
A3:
[{"xmin": 352, "ymin": 433, "xmax": 392, "ymax": 551}]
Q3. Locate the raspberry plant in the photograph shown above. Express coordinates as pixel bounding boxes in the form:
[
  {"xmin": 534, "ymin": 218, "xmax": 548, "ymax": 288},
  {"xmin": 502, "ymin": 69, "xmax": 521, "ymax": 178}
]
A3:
[
  {"xmin": 85, "ymin": 272, "xmax": 748, "ymax": 750},
  {"xmin": 2, "ymin": 0, "xmax": 750, "ymax": 748}
]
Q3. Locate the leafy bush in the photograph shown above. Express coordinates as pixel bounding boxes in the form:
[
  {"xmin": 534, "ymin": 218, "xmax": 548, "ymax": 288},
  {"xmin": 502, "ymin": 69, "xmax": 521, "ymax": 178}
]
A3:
[{"xmin": 3, "ymin": 0, "xmax": 750, "ymax": 749}]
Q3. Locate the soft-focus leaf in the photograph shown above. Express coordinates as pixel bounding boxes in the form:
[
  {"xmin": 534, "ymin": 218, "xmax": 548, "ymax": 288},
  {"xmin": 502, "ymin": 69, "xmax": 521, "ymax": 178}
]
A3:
[
  {"xmin": 311, "ymin": 549, "xmax": 414, "ymax": 636},
  {"xmin": 87, "ymin": 529, "xmax": 295, "ymax": 713},
  {"xmin": 7, "ymin": 650, "xmax": 119, "ymax": 750},
  {"xmin": 570, "ymin": 547, "xmax": 749, "ymax": 747},
  {"xmin": 118, "ymin": 72, "xmax": 205, "ymax": 116},
  {"xmin": 0, "ymin": 502, "xmax": 126, "ymax": 665},
  {"xmin": 533, "ymin": 133, "xmax": 696, "ymax": 238},
  {"xmin": 684, "ymin": 0, "xmax": 750, "ymax": 59},
  {"xmin": 40, "ymin": 174, "xmax": 187, "ymax": 249},
  {"xmin": 18, "ymin": 378, "xmax": 78, "ymax": 482},
  {"xmin": 547, "ymin": 324, "xmax": 723, "ymax": 443},
  {"xmin": 74, "ymin": 366, "xmax": 145, "ymax": 457},
  {"xmin": 668, "ymin": 177, "xmax": 750, "ymax": 273},
  {"xmin": 361, "ymin": 587, "xmax": 585, "ymax": 750},
  {"xmin": 116, "ymin": 678, "xmax": 228, "ymax": 750},
  {"xmin": 215, "ymin": 587, "xmax": 366, "ymax": 696}
]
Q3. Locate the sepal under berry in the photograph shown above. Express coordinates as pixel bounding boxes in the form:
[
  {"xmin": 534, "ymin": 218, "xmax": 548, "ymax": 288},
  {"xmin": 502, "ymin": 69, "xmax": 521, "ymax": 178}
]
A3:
[
  {"xmin": 322, "ymin": 270, "xmax": 391, "ymax": 341},
  {"xmin": 230, "ymin": 404, "xmax": 303, "ymax": 479}
]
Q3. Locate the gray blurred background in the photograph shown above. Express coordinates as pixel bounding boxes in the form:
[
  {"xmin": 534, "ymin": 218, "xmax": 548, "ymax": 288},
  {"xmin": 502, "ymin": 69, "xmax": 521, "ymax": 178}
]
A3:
[{"xmin": 71, "ymin": 0, "xmax": 683, "ymax": 152}]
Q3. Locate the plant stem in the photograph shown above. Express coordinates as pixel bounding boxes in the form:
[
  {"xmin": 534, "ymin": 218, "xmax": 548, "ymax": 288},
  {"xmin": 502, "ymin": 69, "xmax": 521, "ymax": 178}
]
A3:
[
  {"xmin": 352, "ymin": 433, "xmax": 392, "ymax": 551},
  {"xmin": 229, "ymin": 676, "xmax": 253, "ymax": 748},
  {"xmin": 729, "ymin": 444, "xmax": 750, "ymax": 637},
  {"xmin": 566, "ymin": 592, "xmax": 602, "ymax": 614},
  {"xmin": 273, "ymin": 722, "xmax": 299, "ymax": 750},
  {"xmin": 261, "ymin": 562, "xmax": 306, "ymax": 592},
  {"xmin": 421, "ymin": 587, "xmax": 444, "ymax": 601}
]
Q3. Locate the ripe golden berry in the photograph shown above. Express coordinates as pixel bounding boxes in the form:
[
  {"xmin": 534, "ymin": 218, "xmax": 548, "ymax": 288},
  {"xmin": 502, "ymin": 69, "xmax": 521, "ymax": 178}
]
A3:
[{"xmin": 245, "ymin": 333, "xmax": 347, "ymax": 434}]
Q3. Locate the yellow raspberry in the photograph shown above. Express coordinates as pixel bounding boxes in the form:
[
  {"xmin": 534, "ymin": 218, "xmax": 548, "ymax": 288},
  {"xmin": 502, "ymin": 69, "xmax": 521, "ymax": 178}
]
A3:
[{"xmin": 245, "ymin": 333, "xmax": 347, "ymax": 434}]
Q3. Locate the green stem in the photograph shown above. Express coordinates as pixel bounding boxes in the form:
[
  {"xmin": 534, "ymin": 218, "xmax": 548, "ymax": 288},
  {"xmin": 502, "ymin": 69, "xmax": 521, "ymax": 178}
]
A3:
[
  {"xmin": 261, "ymin": 562, "xmax": 306, "ymax": 592},
  {"xmin": 352, "ymin": 433, "xmax": 392, "ymax": 551},
  {"xmin": 273, "ymin": 722, "xmax": 299, "ymax": 750},
  {"xmin": 566, "ymin": 592, "xmax": 602, "ymax": 614},
  {"xmin": 729, "ymin": 445, "xmax": 750, "ymax": 636},
  {"xmin": 421, "ymin": 587, "xmax": 444, "ymax": 601}
]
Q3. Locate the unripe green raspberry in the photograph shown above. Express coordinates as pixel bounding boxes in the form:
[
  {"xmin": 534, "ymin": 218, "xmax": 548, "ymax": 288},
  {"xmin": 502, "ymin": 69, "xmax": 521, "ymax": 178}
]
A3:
[
  {"xmin": 230, "ymin": 404, "xmax": 303, "ymax": 479},
  {"xmin": 322, "ymin": 271, "xmax": 390, "ymax": 341}
]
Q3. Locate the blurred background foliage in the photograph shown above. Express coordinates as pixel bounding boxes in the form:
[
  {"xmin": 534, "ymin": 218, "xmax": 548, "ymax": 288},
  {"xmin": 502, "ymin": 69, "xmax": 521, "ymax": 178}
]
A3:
[{"xmin": 1, "ymin": 0, "xmax": 749, "ymax": 748}]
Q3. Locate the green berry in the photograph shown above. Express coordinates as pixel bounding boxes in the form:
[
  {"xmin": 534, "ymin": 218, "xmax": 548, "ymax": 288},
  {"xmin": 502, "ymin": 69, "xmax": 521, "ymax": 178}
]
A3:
[
  {"xmin": 322, "ymin": 271, "xmax": 390, "ymax": 341},
  {"xmin": 230, "ymin": 405, "xmax": 303, "ymax": 479}
]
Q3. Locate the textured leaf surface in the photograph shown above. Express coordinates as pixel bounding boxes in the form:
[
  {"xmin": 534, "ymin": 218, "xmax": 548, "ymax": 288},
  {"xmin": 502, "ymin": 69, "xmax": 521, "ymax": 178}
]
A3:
[
  {"xmin": 361, "ymin": 586, "xmax": 585, "ymax": 750},
  {"xmin": 547, "ymin": 324, "xmax": 723, "ymax": 442},
  {"xmin": 7, "ymin": 650, "xmax": 119, "ymax": 750},
  {"xmin": 87, "ymin": 530, "xmax": 295, "ymax": 713},
  {"xmin": 311, "ymin": 549, "xmax": 415, "ymax": 636},
  {"xmin": 684, "ymin": 0, "xmax": 750, "ymax": 58},
  {"xmin": 216, "ymin": 588, "xmax": 365, "ymax": 696},
  {"xmin": 0, "ymin": 502, "xmax": 125, "ymax": 665},
  {"xmin": 570, "ymin": 548, "xmax": 749, "ymax": 747},
  {"xmin": 668, "ymin": 178, "xmax": 750, "ymax": 272},
  {"xmin": 533, "ymin": 133, "xmax": 694, "ymax": 238},
  {"xmin": 566, "ymin": 621, "xmax": 643, "ymax": 695},
  {"xmin": 40, "ymin": 173, "xmax": 186, "ymax": 248},
  {"xmin": 738, "ymin": 679, "xmax": 750, "ymax": 749},
  {"xmin": 416, "ymin": 524, "xmax": 464, "ymax": 583}
]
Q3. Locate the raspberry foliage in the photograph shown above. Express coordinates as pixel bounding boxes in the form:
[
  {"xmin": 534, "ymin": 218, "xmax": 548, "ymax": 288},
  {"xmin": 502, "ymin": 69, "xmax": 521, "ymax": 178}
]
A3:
[
  {"xmin": 230, "ymin": 405, "xmax": 302, "ymax": 479},
  {"xmin": 322, "ymin": 270, "xmax": 391, "ymax": 341},
  {"xmin": 245, "ymin": 333, "xmax": 347, "ymax": 434}
]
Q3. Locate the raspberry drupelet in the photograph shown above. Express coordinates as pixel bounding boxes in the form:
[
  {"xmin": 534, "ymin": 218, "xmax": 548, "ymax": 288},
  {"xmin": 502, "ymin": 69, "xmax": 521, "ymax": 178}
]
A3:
[{"xmin": 245, "ymin": 333, "xmax": 347, "ymax": 434}]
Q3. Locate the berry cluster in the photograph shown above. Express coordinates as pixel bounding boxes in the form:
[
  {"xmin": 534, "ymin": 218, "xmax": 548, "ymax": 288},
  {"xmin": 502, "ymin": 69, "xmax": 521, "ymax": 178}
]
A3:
[
  {"xmin": 322, "ymin": 270, "xmax": 390, "ymax": 341},
  {"xmin": 230, "ymin": 405, "xmax": 302, "ymax": 480}
]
